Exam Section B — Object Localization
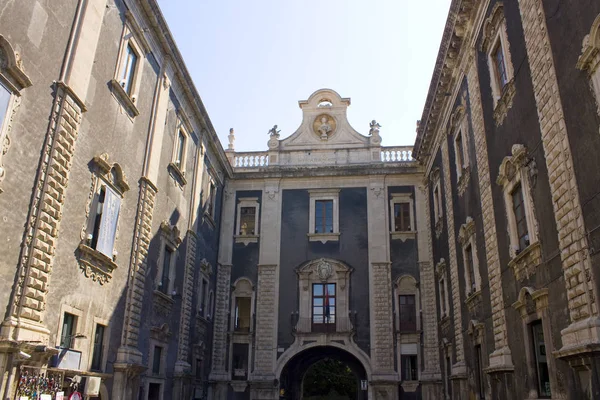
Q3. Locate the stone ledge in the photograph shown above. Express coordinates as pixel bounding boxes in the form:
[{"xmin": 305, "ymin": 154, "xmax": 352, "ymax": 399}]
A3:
[
  {"xmin": 109, "ymin": 79, "xmax": 140, "ymax": 117},
  {"xmin": 555, "ymin": 317, "xmax": 600, "ymax": 359},
  {"xmin": 493, "ymin": 79, "xmax": 516, "ymax": 127},
  {"xmin": 234, "ymin": 235, "xmax": 259, "ymax": 246},
  {"xmin": 76, "ymin": 243, "xmax": 118, "ymax": 285},
  {"xmin": 307, "ymin": 232, "xmax": 340, "ymax": 243},
  {"xmin": 390, "ymin": 231, "xmax": 416, "ymax": 242},
  {"xmin": 167, "ymin": 162, "xmax": 188, "ymax": 186},
  {"xmin": 508, "ymin": 241, "xmax": 542, "ymax": 281}
]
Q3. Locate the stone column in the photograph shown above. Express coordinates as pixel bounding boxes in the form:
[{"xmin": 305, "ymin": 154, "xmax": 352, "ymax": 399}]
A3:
[
  {"xmin": 466, "ymin": 52, "xmax": 514, "ymax": 376},
  {"xmin": 439, "ymin": 140, "xmax": 468, "ymax": 397},
  {"xmin": 416, "ymin": 184, "xmax": 443, "ymax": 399},
  {"xmin": 366, "ymin": 177, "xmax": 398, "ymax": 399},
  {"xmin": 518, "ymin": 0, "xmax": 600, "ymax": 390},
  {"xmin": 250, "ymin": 180, "xmax": 281, "ymax": 400}
]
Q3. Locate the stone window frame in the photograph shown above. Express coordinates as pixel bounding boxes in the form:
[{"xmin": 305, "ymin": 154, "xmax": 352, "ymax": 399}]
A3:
[
  {"xmin": 88, "ymin": 316, "xmax": 110, "ymax": 372},
  {"xmin": 295, "ymin": 258, "xmax": 352, "ymax": 334},
  {"xmin": 441, "ymin": 339, "xmax": 454, "ymax": 400},
  {"xmin": 56, "ymin": 305, "xmax": 84, "ymax": 350},
  {"xmin": 110, "ymin": 11, "xmax": 150, "ymax": 117},
  {"xmin": 577, "ymin": 13, "xmax": 600, "ymax": 128},
  {"xmin": 394, "ymin": 274, "xmax": 421, "ymax": 333},
  {"xmin": 230, "ymin": 277, "xmax": 255, "ymax": 336},
  {"xmin": 203, "ymin": 173, "xmax": 218, "ymax": 226},
  {"xmin": 78, "ymin": 154, "xmax": 130, "ymax": 285},
  {"xmin": 497, "ymin": 144, "xmax": 541, "ymax": 280},
  {"xmin": 458, "ymin": 217, "xmax": 482, "ymax": 299},
  {"xmin": 145, "ymin": 324, "xmax": 171, "ymax": 400},
  {"xmin": 435, "ymin": 259, "xmax": 450, "ymax": 321},
  {"xmin": 0, "ymin": 35, "xmax": 32, "ymax": 194},
  {"xmin": 430, "ymin": 168, "xmax": 444, "ymax": 238},
  {"xmin": 197, "ymin": 259, "xmax": 213, "ymax": 318},
  {"xmin": 480, "ymin": 3, "xmax": 516, "ymax": 126},
  {"xmin": 467, "ymin": 320, "xmax": 487, "ymax": 399},
  {"xmin": 154, "ymin": 221, "xmax": 182, "ymax": 297},
  {"xmin": 307, "ymin": 189, "xmax": 340, "ymax": 243},
  {"xmin": 206, "ymin": 290, "xmax": 215, "ymax": 320},
  {"xmin": 449, "ymin": 103, "xmax": 471, "ymax": 196},
  {"xmin": 234, "ymin": 197, "xmax": 260, "ymax": 245},
  {"xmin": 168, "ymin": 116, "xmax": 190, "ymax": 185},
  {"xmin": 389, "ymin": 193, "xmax": 416, "ymax": 241},
  {"xmin": 512, "ymin": 287, "xmax": 556, "ymax": 399}
]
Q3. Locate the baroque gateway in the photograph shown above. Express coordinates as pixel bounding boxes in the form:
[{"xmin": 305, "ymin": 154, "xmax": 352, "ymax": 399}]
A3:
[{"xmin": 0, "ymin": 1, "xmax": 599, "ymax": 400}]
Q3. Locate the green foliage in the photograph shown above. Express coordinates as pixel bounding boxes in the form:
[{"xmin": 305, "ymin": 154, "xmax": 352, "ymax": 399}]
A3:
[{"xmin": 302, "ymin": 358, "xmax": 357, "ymax": 400}]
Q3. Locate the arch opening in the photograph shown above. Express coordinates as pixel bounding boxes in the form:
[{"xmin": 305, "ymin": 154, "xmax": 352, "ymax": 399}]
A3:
[{"xmin": 279, "ymin": 346, "xmax": 367, "ymax": 400}]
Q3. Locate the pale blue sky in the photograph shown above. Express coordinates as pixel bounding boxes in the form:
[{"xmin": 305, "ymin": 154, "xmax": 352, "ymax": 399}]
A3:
[{"xmin": 156, "ymin": 0, "xmax": 451, "ymax": 152}]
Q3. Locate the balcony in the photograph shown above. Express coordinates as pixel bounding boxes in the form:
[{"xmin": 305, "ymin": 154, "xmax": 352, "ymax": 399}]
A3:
[{"xmin": 292, "ymin": 316, "xmax": 354, "ymax": 334}]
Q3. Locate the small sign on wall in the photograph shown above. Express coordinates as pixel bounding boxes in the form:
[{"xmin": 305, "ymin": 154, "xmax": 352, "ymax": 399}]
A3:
[{"xmin": 361, "ymin": 380, "xmax": 368, "ymax": 390}]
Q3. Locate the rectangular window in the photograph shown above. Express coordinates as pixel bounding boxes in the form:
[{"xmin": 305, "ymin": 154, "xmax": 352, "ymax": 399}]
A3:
[
  {"xmin": 239, "ymin": 207, "xmax": 256, "ymax": 235},
  {"xmin": 235, "ymin": 297, "xmax": 251, "ymax": 332},
  {"xmin": 90, "ymin": 185, "xmax": 121, "ymax": 258},
  {"xmin": 201, "ymin": 279, "xmax": 208, "ymax": 315},
  {"xmin": 401, "ymin": 355, "xmax": 418, "ymax": 381},
  {"xmin": 455, "ymin": 132, "xmax": 464, "ymax": 172},
  {"xmin": 160, "ymin": 247, "xmax": 173, "ymax": 294},
  {"xmin": 0, "ymin": 82, "xmax": 11, "ymax": 130},
  {"xmin": 312, "ymin": 283, "xmax": 336, "ymax": 332},
  {"xmin": 439, "ymin": 278, "xmax": 447, "ymax": 315},
  {"xmin": 232, "ymin": 343, "xmax": 249, "ymax": 380},
  {"xmin": 60, "ymin": 313, "xmax": 76, "ymax": 348},
  {"xmin": 493, "ymin": 43, "xmax": 508, "ymax": 90},
  {"xmin": 152, "ymin": 346, "xmax": 162, "ymax": 374},
  {"xmin": 207, "ymin": 182, "xmax": 216, "ymax": 217},
  {"xmin": 446, "ymin": 356, "xmax": 452, "ymax": 399},
  {"xmin": 465, "ymin": 244, "xmax": 476, "ymax": 293},
  {"xmin": 531, "ymin": 321, "xmax": 551, "ymax": 397},
  {"xmin": 175, "ymin": 130, "xmax": 186, "ymax": 168},
  {"xmin": 314, "ymin": 200, "xmax": 333, "ymax": 233},
  {"xmin": 120, "ymin": 44, "xmax": 138, "ymax": 95},
  {"xmin": 195, "ymin": 358, "xmax": 203, "ymax": 381},
  {"xmin": 512, "ymin": 184, "xmax": 529, "ymax": 251},
  {"xmin": 90, "ymin": 324, "xmax": 105, "ymax": 371},
  {"xmin": 399, "ymin": 295, "xmax": 416, "ymax": 332},
  {"xmin": 475, "ymin": 345, "xmax": 485, "ymax": 399},
  {"xmin": 394, "ymin": 203, "xmax": 411, "ymax": 231}
]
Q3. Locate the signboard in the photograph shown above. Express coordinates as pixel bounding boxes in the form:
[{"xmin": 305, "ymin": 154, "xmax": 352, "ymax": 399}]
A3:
[
  {"xmin": 361, "ymin": 380, "xmax": 368, "ymax": 390},
  {"xmin": 40, "ymin": 395, "xmax": 52, "ymax": 400},
  {"xmin": 56, "ymin": 392, "xmax": 65, "ymax": 400}
]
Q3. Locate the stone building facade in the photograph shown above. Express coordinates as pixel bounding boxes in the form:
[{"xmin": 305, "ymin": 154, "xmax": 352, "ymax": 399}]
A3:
[
  {"xmin": 414, "ymin": 0, "xmax": 600, "ymax": 399},
  {"xmin": 0, "ymin": 1, "xmax": 229, "ymax": 399},
  {"xmin": 1, "ymin": 0, "xmax": 600, "ymax": 400}
]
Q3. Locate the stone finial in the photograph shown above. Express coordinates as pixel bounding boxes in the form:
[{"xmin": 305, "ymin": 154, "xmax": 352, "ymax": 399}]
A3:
[{"xmin": 227, "ymin": 128, "xmax": 235, "ymax": 151}]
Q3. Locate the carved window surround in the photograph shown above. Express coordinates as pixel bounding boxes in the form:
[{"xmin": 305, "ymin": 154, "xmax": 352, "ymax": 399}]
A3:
[
  {"xmin": 0, "ymin": 35, "xmax": 32, "ymax": 193},
  {"xmin": 511, "ymin": 287, "xmax": 557, "ymax": 397},
  {"xmin": 230, "ymin": 278, "xmax": 255, "ymax": 343},
  {"xmin": 497, "ymin": 144, "xmax": 540, "ymax": 263},
  {"xmin": 458, "ymin": 216, "xmax": 482, "ymax": 296},
  {"xmin": 154, "ymin": 221, "xmax": 182, "ymax": 297},
  {"xmin": 430, "ymin": 168, "xmax": 444, "ymax": 238},
  {"xmin": 295, "ymin": 258, "xmax": 352, "ymax": 335},
  {"xmin": 394, "ymin": 274, "xmax": 421, "ymax": 333},
  {"xmin": 389, "ymin": 193, "xmax": 416, "ymax": 241},
  {"xmin": 435, "ymin": 259, "xmax": 450, "ymax": 320},
  {"xmin": 307, "ymin": 189, "xmax": 340, "ymax": 243},
  {"xmin": 196, "ymin": 258, "xmax": 214, "ymax": 319},
  {"xmin": 449, "ymin": 103, "xmax": 471, "ymax": 196},
  {"xmin": 577, "ymin": 14, "xmax": 600, "ymax": 127},
  {"xmin": 481, "ymin": 3, "xmax": 515, "ymax": 126},
  {"xmin": 78, "ymin": 154, "xmax": 130, "ymax": 285},
  {"xmin": 467, "ymin": 320, "xmax": 486, "ymax": 347},
  {"xmin": 234, "ymin": 197, "xmax": 260, "ymax": 245},
  {"xmin": 168, "ymin": 115, "xmax": 191, "ymax": 186}
]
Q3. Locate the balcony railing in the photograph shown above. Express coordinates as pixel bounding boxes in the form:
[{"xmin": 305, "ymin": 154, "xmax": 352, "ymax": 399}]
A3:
[
  {"xmin": 381, "ymin": 146, "xmax": 414, "ymax": 162},
  {"xmin": 293, "ymin": 316, "xmax": 354, "ymax": 334},
  {"xmin": 234, "ymin": 152, "xmax": 269, "ymax": 168}
]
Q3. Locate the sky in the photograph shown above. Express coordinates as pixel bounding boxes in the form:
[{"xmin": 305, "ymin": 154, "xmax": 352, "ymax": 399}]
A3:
[{"xmin": 155, "ymin": 0, "xmax": 452, "ymax": 152}]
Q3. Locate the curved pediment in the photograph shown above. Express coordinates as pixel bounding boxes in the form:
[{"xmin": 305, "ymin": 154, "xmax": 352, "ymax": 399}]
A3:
[
  {"xmin": 277, "ymin": 89, "xmax": 372, "ymax": 151},
  {"xmin": 296, "ymin": 258, "xmax": 353, "ymax": 280}
]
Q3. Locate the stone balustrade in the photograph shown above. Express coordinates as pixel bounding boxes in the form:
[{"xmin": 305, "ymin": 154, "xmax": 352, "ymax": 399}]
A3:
[
  {"xmin": 233, "ymin": 152, "xmax": 269, "ymax": 168},
  {"xmin": 380, "ymin": 146, "xmax": 414, "ymax": 162}
]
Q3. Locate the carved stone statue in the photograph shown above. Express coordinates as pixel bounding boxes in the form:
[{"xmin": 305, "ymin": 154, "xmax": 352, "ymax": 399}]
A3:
[
  {"xmin": 268, "ymin": 125, "xmax": 280, "ymax": 137},
  {"xmin": 317, "ymin": 116, "xmax": 332, "ymax": 139},
  {"xmin": 369, "ymin": 120, "xmax": 381, "ymax": 136}
]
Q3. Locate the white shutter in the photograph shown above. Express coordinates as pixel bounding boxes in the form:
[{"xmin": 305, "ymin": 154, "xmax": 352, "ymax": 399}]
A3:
[{"xmin": 96, "ymin": 186, "xmax": 121, "ymax": 257}]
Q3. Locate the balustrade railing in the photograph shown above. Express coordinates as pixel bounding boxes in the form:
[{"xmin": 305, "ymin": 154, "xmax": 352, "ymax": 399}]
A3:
[
  {"xmin": 293, "ymin": 316, "xmax": 354, "ymax": 334},
  {"xmin": 381, "ymin": 146, "xmax": 414, "ymax": 162},
  {"xmin": 233, "ymin": 152, "xmax": 269, "ymax": 168}
]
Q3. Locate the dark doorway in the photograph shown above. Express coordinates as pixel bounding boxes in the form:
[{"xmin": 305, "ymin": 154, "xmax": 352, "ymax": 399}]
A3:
[
  {"xmin": 148, "ymin": 382, "xmax": 161, "ymax": 400},
  {"xmin": 279, "ymin": 346, "xmax": 367, "ymax": 400}
]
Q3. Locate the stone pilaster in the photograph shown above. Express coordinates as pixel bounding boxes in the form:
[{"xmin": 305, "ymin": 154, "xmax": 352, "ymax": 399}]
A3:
[
  {"xmin": 1, "ymin": 83, "xmax": 84, "ymax": 343},
  {"xmin": 518, "ymin": 0, "xmax": 600, "ymax": 357},
  {"xmin": 439, "ymin": 140, "xmax": 467, "ymax": 380},
  {"xmin": 209, "ymin": 263, "xmax": 232, "ymax": 382},
  {"xmin": 253, "ymin": 264, "xmax": 277, "ymax": 377},
  {"xmin": 116, "ymin": 177, "xmax": 157, "ymax": 364},
  {"xmin": 466, "ymin": 53, "xmax": 513, "ymax": 370},
  {"xmin": 175, "ymin": 230, "xmax": 197, "ymax": 373}
]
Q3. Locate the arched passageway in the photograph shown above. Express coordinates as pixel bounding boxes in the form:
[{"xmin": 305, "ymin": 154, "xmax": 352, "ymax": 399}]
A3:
[{"xmin": 279, "ymin": 346, "xmax": 367, "ymax": 400}]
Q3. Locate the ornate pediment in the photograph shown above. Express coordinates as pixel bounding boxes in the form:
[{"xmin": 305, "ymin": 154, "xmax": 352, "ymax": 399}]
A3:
[
  {"xmin": 91, "ymin": 153, "xmax": 130, "ymax": 194},
  {"xmin": 496, "ymin": 144, "xmax": 528, "ymax": 187},
  {"xmin": 0, "ymin": 35, "xmax": 32, "ymax": 91},
  {"xmin": 296, "ymin": 258, "xmax": 352, "ymax": 290},
  {"xmin": 480, "ymin": 3, "xmax": 505, "ymax": 53}
]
